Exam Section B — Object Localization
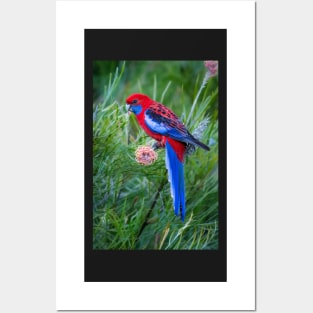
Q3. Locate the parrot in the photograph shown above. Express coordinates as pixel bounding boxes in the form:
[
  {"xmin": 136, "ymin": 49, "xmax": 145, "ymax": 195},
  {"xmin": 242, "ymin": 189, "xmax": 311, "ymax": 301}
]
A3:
[{"xmin": 126, "ymin": 93, "xmax": 210, "ymax": 221}]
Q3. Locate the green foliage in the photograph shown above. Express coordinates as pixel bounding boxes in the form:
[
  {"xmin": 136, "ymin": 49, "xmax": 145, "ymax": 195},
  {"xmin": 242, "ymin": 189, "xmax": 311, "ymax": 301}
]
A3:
[{"xmin": 93, "ymin": 61, "xmax": 219, "ymax": 250}]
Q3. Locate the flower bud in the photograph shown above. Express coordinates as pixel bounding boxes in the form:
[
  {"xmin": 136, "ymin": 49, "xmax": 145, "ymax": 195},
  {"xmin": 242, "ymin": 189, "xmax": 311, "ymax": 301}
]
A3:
[{"xmin": 204, "ymin": 60, "xmax": 218, "ymax": 77}]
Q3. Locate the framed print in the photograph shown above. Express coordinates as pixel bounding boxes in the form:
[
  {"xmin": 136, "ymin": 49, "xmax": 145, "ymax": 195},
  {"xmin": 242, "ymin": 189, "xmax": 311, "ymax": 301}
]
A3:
[
  {"xmin": 85, "ymin": 29, "xmax": 226, "ymax": 283},
  {"xmin": 56, "ymin": 1, "xmax": 255, "ymax": 310}
]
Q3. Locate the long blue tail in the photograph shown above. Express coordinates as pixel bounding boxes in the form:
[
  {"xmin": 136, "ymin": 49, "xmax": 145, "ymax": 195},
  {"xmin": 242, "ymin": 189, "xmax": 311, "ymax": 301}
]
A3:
[{"xmin": 165, "ymin": 141, "xmax": 186, "ymax": 221}]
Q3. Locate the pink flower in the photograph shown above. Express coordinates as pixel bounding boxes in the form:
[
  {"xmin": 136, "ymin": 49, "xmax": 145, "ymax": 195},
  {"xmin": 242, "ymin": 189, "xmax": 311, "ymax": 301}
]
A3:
[
  {"xmin": 204, "ymin": 60, "xmax": 218, "ymax": 76},
  {"xmin": 135, "ymin": 145, "xmax": 158, "ymax": 166}
]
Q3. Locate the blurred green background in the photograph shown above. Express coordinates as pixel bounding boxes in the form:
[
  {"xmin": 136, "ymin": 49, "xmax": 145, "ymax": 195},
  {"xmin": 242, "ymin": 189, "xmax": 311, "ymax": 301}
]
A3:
[{"xmin": 93, "ymin": 60, "xmax": 219, "ymax": 250}]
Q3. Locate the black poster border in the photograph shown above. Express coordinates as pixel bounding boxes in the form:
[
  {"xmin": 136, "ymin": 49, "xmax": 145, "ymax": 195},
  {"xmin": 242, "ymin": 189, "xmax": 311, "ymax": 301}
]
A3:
[{"xmin": 85, "ymin": 29, "xmax": 227, "ymax": 282}]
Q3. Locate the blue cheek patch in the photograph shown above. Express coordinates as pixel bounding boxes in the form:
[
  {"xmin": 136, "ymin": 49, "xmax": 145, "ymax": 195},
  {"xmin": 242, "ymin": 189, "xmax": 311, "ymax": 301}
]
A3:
[{"xmin": 131, "ymin": 105, "xmax": 142, "ymax": 115}]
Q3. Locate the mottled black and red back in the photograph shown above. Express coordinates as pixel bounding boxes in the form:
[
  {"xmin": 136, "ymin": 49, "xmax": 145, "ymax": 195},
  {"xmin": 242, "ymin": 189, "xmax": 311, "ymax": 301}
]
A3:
[
  {"xmin": 145, "ymin": 101, "xmax": 210, "ymax": 152},
  {"xmin": 148, "ymin": 101, "xmax": 188, "ymax": 135}
]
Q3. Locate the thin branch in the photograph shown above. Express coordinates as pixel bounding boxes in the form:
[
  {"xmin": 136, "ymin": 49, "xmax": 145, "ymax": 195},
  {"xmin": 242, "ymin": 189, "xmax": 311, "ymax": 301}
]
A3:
[{"xmin": 136, "ymin": 178, "xmax": 167, "ymax": 241}]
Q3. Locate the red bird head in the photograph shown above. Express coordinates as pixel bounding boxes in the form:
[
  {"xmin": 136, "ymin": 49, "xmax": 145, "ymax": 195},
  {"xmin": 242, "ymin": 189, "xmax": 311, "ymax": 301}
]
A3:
[
  {"xmin": 126, "ymin": 93, "xmax": 152, "ymax": 115},
  {"xmin": 126, "ymin": 93, "xmax": 151, "ymax": 105}
]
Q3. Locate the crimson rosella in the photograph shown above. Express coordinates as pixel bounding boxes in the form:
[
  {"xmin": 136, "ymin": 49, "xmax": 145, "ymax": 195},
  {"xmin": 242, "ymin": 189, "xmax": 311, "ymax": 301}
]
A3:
[{"xmin": 126, "ymin": 93, "xmax": 210, "ymax": 221}]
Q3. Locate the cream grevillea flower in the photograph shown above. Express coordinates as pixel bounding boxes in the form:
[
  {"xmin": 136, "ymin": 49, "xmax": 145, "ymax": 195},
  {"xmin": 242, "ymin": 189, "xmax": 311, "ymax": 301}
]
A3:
[{"xmin": 135, "ymin": 145, "xmax": 158, "ymax": 166}]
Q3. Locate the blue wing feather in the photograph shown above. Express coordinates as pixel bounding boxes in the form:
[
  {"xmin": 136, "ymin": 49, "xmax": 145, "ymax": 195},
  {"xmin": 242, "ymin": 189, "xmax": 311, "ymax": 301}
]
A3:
[
  {"xmin": 144, "ymin": 108, "xmax": 187, "ymax": 136},
  {"xmin": 144, "ymin": 110, "xmax": 169, "ymax": 135}
]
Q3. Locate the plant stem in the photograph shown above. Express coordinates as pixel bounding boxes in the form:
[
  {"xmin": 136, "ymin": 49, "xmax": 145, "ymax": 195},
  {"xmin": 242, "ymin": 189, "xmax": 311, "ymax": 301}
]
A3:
[
  {"xmin": 186, "ymin": 72, "xmax": 210, "ymax": 125},
  {"xmin": 136, "ymin": 178, "xmax": 167, "ymax": 242}
]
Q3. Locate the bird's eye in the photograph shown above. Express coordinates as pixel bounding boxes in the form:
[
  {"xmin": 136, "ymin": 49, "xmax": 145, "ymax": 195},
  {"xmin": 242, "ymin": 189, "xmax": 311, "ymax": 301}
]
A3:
[{"xmin": 132, "ymin": 99, "xmax": 138, "ymax": 104}]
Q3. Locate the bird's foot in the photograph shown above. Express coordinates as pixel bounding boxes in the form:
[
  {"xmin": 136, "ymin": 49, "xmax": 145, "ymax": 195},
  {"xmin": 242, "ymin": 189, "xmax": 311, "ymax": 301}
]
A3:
[{"xmin": 152, "ymin": 141, "xmax": 165, "ymax": 150}]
